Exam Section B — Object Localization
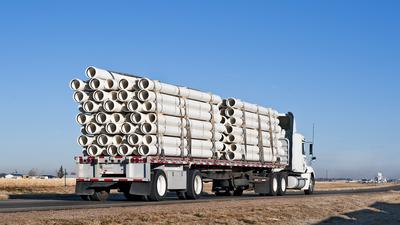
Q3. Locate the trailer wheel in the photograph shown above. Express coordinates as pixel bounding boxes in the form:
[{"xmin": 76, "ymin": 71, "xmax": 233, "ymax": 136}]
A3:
[
  {"xmin": 268, "ymin": 173, "xmax": 278, "ymax": 196},
  {"xmin": 186, "ymin": 170, "xmax": 203, "ymax": 199},
  {"xmin": 90, "ymin": 189, "xmax": 110, "ymax": 201},
  {"xmin": 304, "ymin": 175, "xmax": 315, "ymax": 195},
  {"xmin": 277, "ymin": 173, "xmax": 287, "ymax": 196},
  {"xmin": 148, "ymin": 170, "xmax": 168, "ymax": 201}
]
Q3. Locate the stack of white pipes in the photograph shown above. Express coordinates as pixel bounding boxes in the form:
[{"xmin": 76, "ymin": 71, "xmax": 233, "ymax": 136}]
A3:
[
  {"xmin": 70, "ymin": 66, "xmax": 227, "ymax": 158},
  {"xmin": 219, "ymin": 98, "xmax": 288, "ymax": 162}
]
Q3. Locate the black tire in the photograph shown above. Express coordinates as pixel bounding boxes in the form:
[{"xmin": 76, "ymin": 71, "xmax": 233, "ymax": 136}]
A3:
[
  {"xmin": 124, "ymin": 192, "xmax": 146, "ymax": 201},
  {"xmin": 90, "ymin": 190, "xmax": 110, "ymax": 201},
  {"xmin": 148, "ymin": 170, "xmax": 168, "ymax": 201},
  {"xmin": 268, "ymin": 173, "xmax": 278, "ymax": 196},
  {"xmin": 277, "ymin": 173, "xmax": 288, "ymax": 196},
  {"xmin": 80, "ymin": 195, "xmax": 90, "ymax": 201},
  {"xmin": 304, "ymin": 175, "xmax": 315, "ymax": 195},
  {"xmin": 176, "ymin": 191, "xmax": 187, "ymax": 200},
  {"xmin": 233, "ymin": 188, "xmax": 244, "ymax": 196},
  {"xmin": 186, "ymin": 170, "xmax": 203, "ymax": 200}
]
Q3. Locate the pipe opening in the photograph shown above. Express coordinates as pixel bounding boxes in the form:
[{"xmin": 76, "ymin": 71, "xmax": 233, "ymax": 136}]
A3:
[
  {"xmin": 230, "ymin": 144, "xmax": 238, "ymax": 151},
  {"xmin": 225, "ymin": 125, "xmax": 233, "ymax": 133},
  {"xmin": 90, "ymin": 79, "xmax": 100, "ymax": 89},
  {"xmin": 113, "ymin": 114, "xmax": 123, "ymax": 123},
  {"xmin": 78, "ymin": 136, "xmax": 88, "ymax": 146},
  {"xmin": 227, "ymin": 99, "xmax": 236, "ymax": 107},
  {"xmin": 119, "ymin": 145, "xmax": 129, "ymax": 155},
  {"xmin": 140, "ymin": 145, "xmax": 149, "ymax": 155},
  {"xmin": 139, "ymin": 79, "xmax": 150, "ymax": 89},
  {"xmin": 144, "ymin": 102, "xmax": 154, "ymax": 111},
  {"xmin": 96, "ymin": 113, "xmax": 107, "ymax": 123},
  {"xmin": 107, "ymin": 145, "xmax": 118, "ymax": 156},
  {"xmin": 128, "ymin": 134, "xmax": 140, "ymax": 145},
  {"xmin": 93, "ymin": 91, "xmax": 104, "ymax": 101},
  {"xmin": 77, "ymin": 114, "xmax": 88, "ymax": 124},
  {"xmin": 99, "ymin": 135, "xmax": 108, "ymax": 145},
  {"xmin": 144, "ymin": 136, "xmax": 154, "ymax": 145},
  {"xmin": 107, "ymin": 123, "xmax": 117, "ymax": 133},
  {"xmin": 147, "ymin": 113, "xmax": 156, "ymax": 123},
  {"xmin": 114, "ymin": 135, "xmax": 123, "ymax": 144},
  {"xmin": 131, "ymin": 112, "xmax": 142, "ymax": 123},
  {"xmin": 105, "ymin": 101, "xmax": 115, "ymax": 111},
  {"xmin": 70, "ymin": 79, "xmax": 82, "ymax": 90},
  {"xmin": 142, "ymin": 123, "xmax": 152, "ymax": 133},
  {"xmin": 128, "ymin": 100, "xmax": 139, "ymax": 111},
  {"xmin": 106, "ymin": 79, "xmax": 115, "ymax": 89},
  {"xmin": 119, "ymin": 90, "xmax": 128, "ymax": 100},
  {"xmin": 119, "ymin": 79, "xmax": 129, "ymax": 89},
  {"xmin": 139, "ymin": 90, "xmax": 149, "ymax": 101},
  {"xmin": 86, "ymin": 67, "xmax": 96, "ymax": 78}
]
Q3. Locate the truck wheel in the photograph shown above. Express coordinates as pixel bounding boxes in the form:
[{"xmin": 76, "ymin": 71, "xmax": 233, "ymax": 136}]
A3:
[
  {"xmin": 304, "ymin": 176, "xmax": 315, "ymax": 195},
  {"xmin": 268, "ymin": 173, "xmax": 278, "ymax": 196},
  {"xmin": 148, "ymin": 170, "xmax": 168, "ymax": 201},
  {"xmin": 186, "ymin": 170, "xmax": 203, "ymax": 199},
  {"xmin": 277, "ymin": 173, "xmax": 287, "ymax": 196},
  {"xmin": 90, "ymin": 190, "xmax": 110, "ymax": 201}
]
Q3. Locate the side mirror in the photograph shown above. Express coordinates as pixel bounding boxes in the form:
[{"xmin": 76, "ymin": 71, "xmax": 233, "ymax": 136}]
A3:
[{"xmin": 309, "ymin": 144, "xmax": 314, "ymax": 155}]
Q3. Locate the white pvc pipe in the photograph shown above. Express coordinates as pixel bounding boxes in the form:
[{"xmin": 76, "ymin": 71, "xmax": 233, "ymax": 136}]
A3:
[
  {"xmin": 93, "ymin": 90, "xmax": 118, "ymax": 102},
  {"xmin": 87, "ymin": 145, "xmax": 106, "ymax": 156},
  {"xmin": 73, "ymin": 91, "xmax": 91, "ymax": 103},
  {"xmin": 121, "ymin": 122, "xmax": 138, "ymax": 134},
  {"xmin": 106, "ymin": 145, "xmax": 119, "ymax": 156},
  {"xmin": 103, "ymin": 100, "xmax": 127, "ymax": 112},
  {"xmin": 117, "ymin": 90, "xmax": 137, "ymax": 102},
  {"xmin": 77, "ymin": 135, "xmax": 96, "ymax": 146},
  {"xmin": 127, "ymin": 133, "xmax": 143, "ymax": 145},
  {"xmin": 138, "ymin": 78, "xmax": 222, "ymax": 104},
  {"xmin": 76, "ymin": 113, "xmax": 94, "ymax": 125},
  {"xmin": 95, "ymin": 112, "xmax": 125, "ymax": 125},
  {"xmin": 82, "ymin": 100, "xmax": 102, "ymax": 113},
  {"xmin": 96, "ymin": 134, "xmax": 123, "ymax": 146},
  {"xmin": 225, "ymin": 151, "xmax": 242, "ymax": 161},
  {"xmin": 138, "ymin": 90, "xmax": 180, "ymax": 105},
  {"xmin": 126, "ymin": 100, "xmax": 143, "ymax": 112},
  {"xmin": 117, "ymin": 144, "xmax": 136, "ymax": 156},
  {"xmin": 105, "ymin": 122, "xmax": 122, "ymax": 134},
  {"xmin": 129, "ymin": 112, "xmax": 146, "ymax": 124},
  {"xmin": 138, "ymin": 145, "xmax": 159, "ymax": 156},
  {"xmin": 119, "ymin": 78, "xmax": 138, "ymax": 90},
  {"xmin": 85, "ymin": 66, "xmax": 138, "ymax": 82},
  {"xmin": 85, "ymin": 123, "xmax": 104, "ymax": 134},
  {"xmin": 70, "ymin": 79, "xmax": 89, "ymax": 91}
]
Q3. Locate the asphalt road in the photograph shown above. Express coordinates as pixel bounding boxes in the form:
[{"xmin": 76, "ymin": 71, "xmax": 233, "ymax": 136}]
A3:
[{"xmin": 1, "ymin": 185, "xmax": 399, "ymax": 213}]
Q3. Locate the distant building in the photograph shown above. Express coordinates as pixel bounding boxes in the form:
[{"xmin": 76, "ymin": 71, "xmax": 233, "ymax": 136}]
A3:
[{"xmin": 4, "ymin": 174, "xmax": 23, "ymax": 179}]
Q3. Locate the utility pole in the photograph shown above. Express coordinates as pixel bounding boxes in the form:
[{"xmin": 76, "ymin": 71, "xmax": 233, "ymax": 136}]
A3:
[{"xmin": 325, "ymin": 169, "xmax": 328, "ymax": 181}]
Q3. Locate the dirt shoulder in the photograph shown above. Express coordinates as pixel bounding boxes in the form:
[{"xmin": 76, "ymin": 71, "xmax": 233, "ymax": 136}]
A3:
[{"xmin": 1, "ymin": 190, "xmax": 399, "ymax": 225}]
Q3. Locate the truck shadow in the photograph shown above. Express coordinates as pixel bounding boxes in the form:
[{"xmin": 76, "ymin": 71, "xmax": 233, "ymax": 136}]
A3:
[{"xmin": 315, "ymin": 202, "xmax": 400, "ymax": 225}]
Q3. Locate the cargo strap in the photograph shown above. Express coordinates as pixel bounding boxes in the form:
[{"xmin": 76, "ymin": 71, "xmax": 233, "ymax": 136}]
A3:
[
  {"xmin": 267, "ymin": 108, "xmax": 275, "ymax": 161},
  {"xmin": 180, "ymin": 95, "xmax": 192, "ymax": 159},
  {"xmin": 257, "ymin": 108, "xmax": 264, "ymax": 163},
  {"xmin": 241, "ymin": 105, "xmax": 248, "ymax": 161},
  {"xmin": 153, "ymin": 83, "xmax": 165, "ymax": 159}
]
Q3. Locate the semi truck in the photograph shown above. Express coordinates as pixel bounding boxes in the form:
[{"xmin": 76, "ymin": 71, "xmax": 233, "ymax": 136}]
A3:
[{"xmin": 75, "ymin": 112, "xmax": 316, "ymax": 201}]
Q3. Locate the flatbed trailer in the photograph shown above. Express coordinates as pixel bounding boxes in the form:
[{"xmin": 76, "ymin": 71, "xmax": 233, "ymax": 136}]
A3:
[{"xmin": 75, "ymin": 113, "xmax": 316, "ymax": 201}]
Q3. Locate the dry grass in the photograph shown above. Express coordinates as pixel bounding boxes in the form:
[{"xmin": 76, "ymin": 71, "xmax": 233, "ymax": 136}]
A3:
[
  {"xmin": 0, "ymin": 178, "xmax": 75, "ymax": 195},
  {"xmin": 0, "ymin": 190, "xmax": 399, "ymax": 225},
  {"xmin": 315, "ymin": 181, "xmax": 396, "ymax": 191}
]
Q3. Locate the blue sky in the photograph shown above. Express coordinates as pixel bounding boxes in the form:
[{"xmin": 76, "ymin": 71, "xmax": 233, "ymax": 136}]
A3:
[{"xmin": 0, "ymin": 1, "xmax": 399, "ymax": 178}]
